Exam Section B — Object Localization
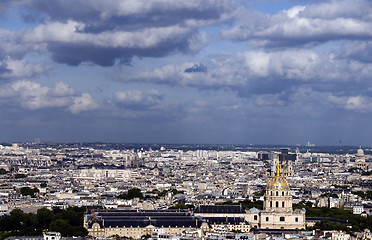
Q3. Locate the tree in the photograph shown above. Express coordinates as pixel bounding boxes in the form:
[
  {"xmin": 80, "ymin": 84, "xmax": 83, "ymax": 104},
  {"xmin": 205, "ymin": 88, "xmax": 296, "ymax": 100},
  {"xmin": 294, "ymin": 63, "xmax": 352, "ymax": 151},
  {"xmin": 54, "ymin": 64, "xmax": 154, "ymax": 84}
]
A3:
[
  {"xmin": 20, "ymin": 187, "xmax": 39, "ymax": 198},
  {"xmin": 37, "ymin": 208, "xmax": 54, "ymax": 229},
  {"xmin": 0, "ymin": 207, "xmax": 88, "ymax": 239},
  {"xmin": 117, "ymin": 188, "xmax": 143, "ymax": 199},
  {"xmin": 310, "ymin": 220, "xmax": 349, "ymax": 233},
  {"xmin": 49, "ymin": 219, "xmax": 71, "ymax": 236}
]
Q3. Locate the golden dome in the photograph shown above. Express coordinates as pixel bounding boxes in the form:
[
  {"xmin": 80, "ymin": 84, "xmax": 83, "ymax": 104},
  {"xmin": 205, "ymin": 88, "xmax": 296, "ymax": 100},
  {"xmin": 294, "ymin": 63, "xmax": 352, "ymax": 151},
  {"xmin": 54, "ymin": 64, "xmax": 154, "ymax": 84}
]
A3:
[{"xmin": 267, "ymin": 162, "xmax": 289, "ymax": 190}]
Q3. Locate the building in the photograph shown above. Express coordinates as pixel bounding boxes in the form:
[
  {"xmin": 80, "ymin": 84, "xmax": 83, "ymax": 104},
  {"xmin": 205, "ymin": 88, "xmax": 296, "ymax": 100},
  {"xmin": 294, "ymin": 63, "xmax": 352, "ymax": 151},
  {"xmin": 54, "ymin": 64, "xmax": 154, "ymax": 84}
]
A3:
[
  {"xmin": 85, "ymin": 208, "xmax": 252, "ymax": 238},
  {"xmin": 353, "ymin": 205, "xmax": 364, "ymax": 215},
  {"xmin": 85, "ymin": 209, "xmax": 204, "ymax": 239},
  {"xmin": 354, "ymin": 147, "xmax": 368, "ymax": 170},
  {"xmin": 246, "ymin": 162, "xmax": 305, "ymax": 229},
  {"xmin": 195, "ymin": 162, "xmax": 305, "ymax": 230}
]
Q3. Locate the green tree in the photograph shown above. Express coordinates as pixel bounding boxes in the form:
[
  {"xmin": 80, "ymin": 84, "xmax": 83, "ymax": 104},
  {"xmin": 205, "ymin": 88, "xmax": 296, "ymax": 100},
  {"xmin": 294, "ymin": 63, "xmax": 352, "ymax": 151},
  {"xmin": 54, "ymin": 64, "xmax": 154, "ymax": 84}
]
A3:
[
  {"xmin": 0, "ymin": 207, "xmax": 88, "ymax": 239},
  {"xmin": 310, "ymin": 220, "xmax": 349, "ymax": 232},
  {"xmin": 20, "ymin": 187, "xmax": 39, "ymax": 198},
  {"xmin": 117, "ymin": 188, "xmax": 143, "ymax": 199},
  {"xmin": 37, "ymin": 208, "xmax": 54, "ymax": 229},
  {"xmin": 49, "ymin": 219, "xmax": 71, "ymax": 236},
  {"xmin": 294, "ymin": 201, "xmax": 372, "ymax": 231}
]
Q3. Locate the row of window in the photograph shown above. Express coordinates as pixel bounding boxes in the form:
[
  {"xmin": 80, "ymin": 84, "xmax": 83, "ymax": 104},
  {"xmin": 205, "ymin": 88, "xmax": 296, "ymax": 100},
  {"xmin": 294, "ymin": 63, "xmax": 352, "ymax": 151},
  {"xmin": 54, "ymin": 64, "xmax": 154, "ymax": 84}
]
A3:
[
  {"xmin": 269, "ymin": 191, "xmax": 289, "ymax": 196},
  {"xmin": 270, "ymin": 201, "xmax": 285, "ymax": 208},
  {"xmin": 253, "ymin": 216, "xmax": 299, "ymax": 222}
]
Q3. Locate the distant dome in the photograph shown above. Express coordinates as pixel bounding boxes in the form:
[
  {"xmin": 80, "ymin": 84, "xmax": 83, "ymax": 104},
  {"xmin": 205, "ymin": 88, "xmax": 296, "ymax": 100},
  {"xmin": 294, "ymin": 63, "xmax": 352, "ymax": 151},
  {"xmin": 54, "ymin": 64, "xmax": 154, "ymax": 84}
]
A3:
[
  {"xmin": 356, "ymin": 146, "xmax": 364, "ymax": 157},
  {"xmin": 267, "ymin": 163, "xmax": 289, "ymax": 190}
]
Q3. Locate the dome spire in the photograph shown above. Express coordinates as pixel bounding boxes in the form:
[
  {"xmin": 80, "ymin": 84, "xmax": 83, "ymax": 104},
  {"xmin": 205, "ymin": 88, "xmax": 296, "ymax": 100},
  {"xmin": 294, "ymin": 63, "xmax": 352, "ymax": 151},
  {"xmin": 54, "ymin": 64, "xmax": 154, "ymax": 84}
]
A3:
[{"xmin": 274, "ymin": 162, "xmax": 282, "ymax": 176}]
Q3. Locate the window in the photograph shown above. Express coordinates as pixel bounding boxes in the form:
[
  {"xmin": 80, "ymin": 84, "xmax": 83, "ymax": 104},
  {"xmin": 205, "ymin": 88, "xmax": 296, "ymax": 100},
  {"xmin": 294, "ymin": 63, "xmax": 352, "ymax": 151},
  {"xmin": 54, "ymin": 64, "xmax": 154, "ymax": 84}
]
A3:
[
  {"xmin": 254, "ymin": 215, "xmax": 257, "ymax": 220},
  {"xmin": 276, "ymin": 191, "xmax": 278, "ymax": 196},
  {"xmin": 270, "ymin": 201, "xmax": 272, "ymax": 207},
  {"xmin": 280, "ymin": 217, "xmax": 285, "ymax": 221},
  {"xmin": 266, "ymin": 217, "xmax": 269, "ymax": 222},
  {"xmin": 282, "ymin": 191, "xmax": 284, "ymax": 196},
  {"xmin": 282, "ymin": 201, "xmax": 285, "ymax": 207},
  {"xmin": 295, "ymin": 217, "xmax": 298, "ymax": 222},
  {"xmin": 276, "ymin": 201, "xmax": 278, "ymax": 208},
  {"xmin": 271, "ymin": 191, "xmax": 273, "ymax": 196}
]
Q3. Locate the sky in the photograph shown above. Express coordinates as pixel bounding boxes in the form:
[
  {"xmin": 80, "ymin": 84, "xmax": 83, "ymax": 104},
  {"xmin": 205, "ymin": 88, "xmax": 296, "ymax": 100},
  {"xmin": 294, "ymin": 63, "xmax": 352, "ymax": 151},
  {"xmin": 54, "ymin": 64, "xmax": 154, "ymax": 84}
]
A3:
[{"xmin": 0, "ymin": 0, "xmax": 372, "ymax": 146}]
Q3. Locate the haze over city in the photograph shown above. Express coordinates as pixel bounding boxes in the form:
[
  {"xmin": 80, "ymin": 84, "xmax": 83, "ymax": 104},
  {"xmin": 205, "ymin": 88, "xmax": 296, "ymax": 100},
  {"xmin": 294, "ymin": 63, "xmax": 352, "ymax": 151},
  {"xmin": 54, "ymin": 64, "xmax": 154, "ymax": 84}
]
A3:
[{"xmin": 0, "ymin": 0, "xmax": 372, "ymax": 145}]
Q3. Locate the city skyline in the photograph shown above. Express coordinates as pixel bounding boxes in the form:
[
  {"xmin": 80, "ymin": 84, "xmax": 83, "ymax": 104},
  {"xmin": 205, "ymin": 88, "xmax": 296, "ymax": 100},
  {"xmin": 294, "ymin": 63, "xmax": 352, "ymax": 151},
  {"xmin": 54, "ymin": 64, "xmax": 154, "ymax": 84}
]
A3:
[{"xmin": 0, "ymin": 0, "xmax": 372, "ymax": 145}]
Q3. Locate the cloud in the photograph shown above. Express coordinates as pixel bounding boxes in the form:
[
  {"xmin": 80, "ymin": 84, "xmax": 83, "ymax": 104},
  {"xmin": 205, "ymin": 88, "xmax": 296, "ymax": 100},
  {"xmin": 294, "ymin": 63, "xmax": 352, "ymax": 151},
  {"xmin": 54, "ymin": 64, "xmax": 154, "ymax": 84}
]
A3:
[
  {"xmin": 0, "ymin": 57, "xmax": 50, "ymax": 80},
  {"xmin": 0, "ymin": 80, "xmax": 98, "ymax": 114},
  {"xmin": 21, "ymin": 0, "xmax": 237, "ymax": 28},
  {"xmin": 0, "ymin": 0, "xmax": 237, "ymax": 67},
  {"xmin": 115, "ymin": 89, "xmax": 163, "ymax": 110},
  {"xmin": 222, "ymin": 0, "xmax": 372, "ymax": 48},
  {"xmin": 23, "ymin": 20, "xmax": 206, "ymax": 66},
  {"xmin": 341, "ymin": 41, "xmax": 372, "ymax": 63},
  {"xmin": 328, "ymin": 94, "xmax": 372, "ymax": 112},
  {"xmin": 184, "ymin": 63, "xmax": 207, "ymax": 73},
  {"xmin": 0, "ymin": 28, "xmax": 42, "ymax": 59},
  {"xmin": 121, "ymin": 49, "xmax": 372, "ymax": 95},
  {"xmin": 112, "ymin": 89, "xmax": 187, "ymax": 121},
  {"xmin": 11, "ymin": 80, "xmax": 72, "ymax": 109},
  {"xmin": 69, "ymin": 93, "xmax": 98, "ymax": 114}
]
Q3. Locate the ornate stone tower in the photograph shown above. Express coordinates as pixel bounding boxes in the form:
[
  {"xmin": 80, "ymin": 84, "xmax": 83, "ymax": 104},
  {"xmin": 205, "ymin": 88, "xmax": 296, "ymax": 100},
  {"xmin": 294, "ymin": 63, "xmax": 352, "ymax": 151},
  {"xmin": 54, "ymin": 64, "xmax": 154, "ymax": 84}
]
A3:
[
  {"xmin": 264, "ymin": 163, "xmax": 293, "ymax": 212},
  {"xmin": 251, "ymin": 161, "xmax": 306, "ymax": 229}
]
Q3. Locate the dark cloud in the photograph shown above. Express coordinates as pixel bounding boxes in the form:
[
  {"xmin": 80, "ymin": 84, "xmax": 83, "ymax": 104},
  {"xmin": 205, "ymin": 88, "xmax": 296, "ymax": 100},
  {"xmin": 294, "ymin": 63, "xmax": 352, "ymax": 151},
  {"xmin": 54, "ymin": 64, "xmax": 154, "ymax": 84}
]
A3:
[
  {"xmin": 22, "ymin": 0, "xmax": 237, "ymax": 35},
  {"xmin": 185, "ymin": 63, "xmax": 207, "ymax": 73},
  {"xmin": 44, "ymin": 27, "xmax": 202, "ymax": 66},
  {"xmin": 0, "ymin": 0, "xmax": 236, "ymax": 66},
  {"xmin": 21, "ymin": 0, "xmax": 237, "ymax": 27}
]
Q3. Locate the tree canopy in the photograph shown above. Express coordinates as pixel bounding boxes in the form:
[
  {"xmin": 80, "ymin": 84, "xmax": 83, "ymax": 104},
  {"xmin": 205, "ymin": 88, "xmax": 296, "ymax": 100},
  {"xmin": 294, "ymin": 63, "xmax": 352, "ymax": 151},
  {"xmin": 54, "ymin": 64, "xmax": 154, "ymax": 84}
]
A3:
[
  {"xmin": 0, "ymin": 207, "xmax": 88, "ymax": 240},
  {"xmin": 20, "ymin": 187, "xmax": 39, "ymax": 198},
  {"xmin": 117, "ymin": 188, "xmax": 144, "ymax": 200},
  {"xmin": 294, "ymin": 201, "xmax": 372, "ymax": 232}
]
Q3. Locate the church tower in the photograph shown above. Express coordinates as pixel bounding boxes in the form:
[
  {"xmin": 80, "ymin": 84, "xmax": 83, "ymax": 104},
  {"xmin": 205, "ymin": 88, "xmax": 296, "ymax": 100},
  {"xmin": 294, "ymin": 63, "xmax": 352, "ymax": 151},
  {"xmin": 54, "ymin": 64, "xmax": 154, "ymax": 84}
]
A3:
[
  {"xmin": 264, "ymin": 163, "xmax": 293, "ymax": 212},
  {"xmin": 249, "ymin": 161, "xmax": 306, "ymax": 230}
]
